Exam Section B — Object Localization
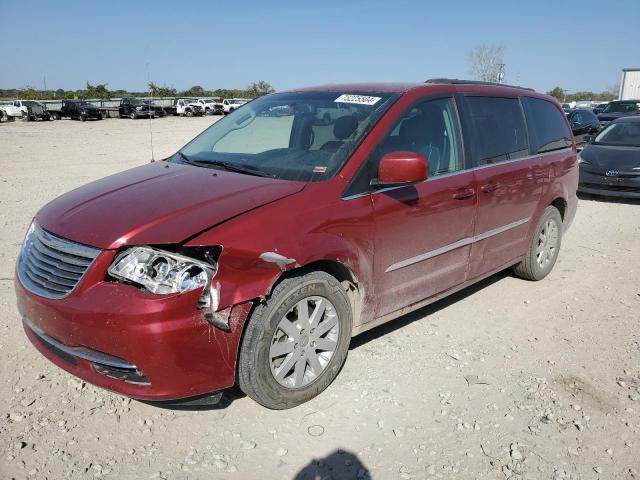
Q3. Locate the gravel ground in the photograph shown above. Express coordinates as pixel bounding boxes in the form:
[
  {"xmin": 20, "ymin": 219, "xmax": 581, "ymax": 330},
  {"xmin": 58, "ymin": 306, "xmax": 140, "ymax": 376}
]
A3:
[{"xmin": 1, "ymin": 117, "xmax": 640, "ymax": 480}]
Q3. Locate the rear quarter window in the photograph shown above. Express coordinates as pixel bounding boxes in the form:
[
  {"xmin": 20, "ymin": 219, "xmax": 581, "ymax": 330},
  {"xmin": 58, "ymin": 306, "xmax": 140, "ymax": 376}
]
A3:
[
  {"xmin": 465, "ymin": 96, "xmax": 529, "ymax": 165},
  {"xmin": 523, "ymin": 97, "xmax": 572, "ymax": 153}
]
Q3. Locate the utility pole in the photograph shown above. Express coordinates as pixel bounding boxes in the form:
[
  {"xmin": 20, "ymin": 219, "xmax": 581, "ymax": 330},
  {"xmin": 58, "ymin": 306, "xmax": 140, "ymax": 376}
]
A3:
[
  {"xmin": 43, "ymin": 76, "xmax": 47, "ymax": 92},
  {"xmin": 497, "ymin": 64, "xmax": 506, "ymax": 84}
]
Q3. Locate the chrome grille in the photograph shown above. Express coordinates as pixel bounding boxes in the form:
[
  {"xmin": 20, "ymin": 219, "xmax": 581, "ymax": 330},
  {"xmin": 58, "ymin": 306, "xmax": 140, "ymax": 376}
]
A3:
[{"xmin": 17, "ymin": 224, "xmax": 101, "ymax": 299}]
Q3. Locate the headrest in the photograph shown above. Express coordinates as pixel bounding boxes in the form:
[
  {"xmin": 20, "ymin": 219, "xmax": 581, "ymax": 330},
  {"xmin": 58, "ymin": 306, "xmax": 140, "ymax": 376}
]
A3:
[
  {"xmin": 399, "ymin": 106, "xmax": 444, "ymax": 143},
  {"xmin": 333, "ymin": 115, "xmax": 358, "ymax": 139}
]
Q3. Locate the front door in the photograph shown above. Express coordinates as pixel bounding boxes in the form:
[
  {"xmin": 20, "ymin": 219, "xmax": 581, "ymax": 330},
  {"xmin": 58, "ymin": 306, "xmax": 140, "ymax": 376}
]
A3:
[{"xmin": 371, "ymin": 96, "xmax": 477, "ymax": 317}]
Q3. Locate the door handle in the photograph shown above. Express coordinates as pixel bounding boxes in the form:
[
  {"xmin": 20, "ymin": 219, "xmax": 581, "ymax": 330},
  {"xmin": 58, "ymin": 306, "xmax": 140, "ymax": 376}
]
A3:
[
  {"xmin": 453, "ymin": 187, "xmax": 475, "ymax": 200},
  {"xmin": 481, "ymin": 182, "xmax": 498, "ymax": 193}
]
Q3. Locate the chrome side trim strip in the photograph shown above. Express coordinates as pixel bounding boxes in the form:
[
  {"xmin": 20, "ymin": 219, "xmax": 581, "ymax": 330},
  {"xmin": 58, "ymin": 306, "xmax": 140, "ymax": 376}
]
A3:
[
  {"xmin": 23, "ymin": 316, "xmax": 137, "ymax": 370},
  {"xmin": 342, "ymin": 147, "xmax": 573, "ymax": 201},
  {"xmin": 385, "ymin": 237, "xmax": 473, "ymax": 272},
  {"xmin": 385, "ymin": 216, "xmax": 530, "ymax": 272},
  {"xmin": 473, "ymin": 216, "xmax": 530, "ymax": 242}
]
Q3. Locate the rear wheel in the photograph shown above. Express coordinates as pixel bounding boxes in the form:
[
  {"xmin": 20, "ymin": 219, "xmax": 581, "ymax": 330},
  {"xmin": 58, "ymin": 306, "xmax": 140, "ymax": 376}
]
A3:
[
  {"xmin": 80, "ymin": 114, "xmax": 87, "ymax": 122},
  {"xmin": 238, "ymin": 271, "xmax": 352, "ymax": 409},
  {"xmin": 513, "ymin": 206, "xmax": 562, "ymax": 281},
  {"xmin": 22, "ymin": 112, "xmax": 30, "ymax": 122}
]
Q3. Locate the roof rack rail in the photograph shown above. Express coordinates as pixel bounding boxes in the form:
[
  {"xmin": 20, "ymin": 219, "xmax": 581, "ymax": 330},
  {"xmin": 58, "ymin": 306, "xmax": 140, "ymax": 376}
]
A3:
[{"xmin": 425, "ymin": 78, "xmax": 535, "ymax": 92}]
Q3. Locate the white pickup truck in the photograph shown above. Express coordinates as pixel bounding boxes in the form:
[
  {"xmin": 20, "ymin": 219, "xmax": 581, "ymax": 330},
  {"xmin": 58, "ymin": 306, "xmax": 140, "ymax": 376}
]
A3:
[
  {"xmin": 193, "ymin": 99, "xmax": 223, "ymax": 115},
  {"xmin": 1, "ymin": 100, "xmax": 51, "ymax": 121},
  {"xmin": 222, "ymin": 98, "xmax": 250, "ymax": 114},
  {"xmin": 163, "ymin": 98, "xmax": 204, "ymax": 117}
]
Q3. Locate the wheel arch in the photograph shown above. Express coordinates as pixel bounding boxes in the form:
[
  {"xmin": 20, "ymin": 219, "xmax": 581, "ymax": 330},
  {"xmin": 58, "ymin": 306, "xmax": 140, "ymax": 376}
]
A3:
[
  {"xmin": 550, "ymin": 196, "xmax": 567, "ymax": 221},
  {"xmin": 273, "ymin": 259, "xmax": 362, "ymax": 329}
]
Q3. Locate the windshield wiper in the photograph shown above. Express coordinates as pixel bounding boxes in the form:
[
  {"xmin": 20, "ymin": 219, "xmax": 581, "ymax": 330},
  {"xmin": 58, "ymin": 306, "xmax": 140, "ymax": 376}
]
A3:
[{"xmin": 176, "ymin": 152, "xmax": 271, "ymax": 178}]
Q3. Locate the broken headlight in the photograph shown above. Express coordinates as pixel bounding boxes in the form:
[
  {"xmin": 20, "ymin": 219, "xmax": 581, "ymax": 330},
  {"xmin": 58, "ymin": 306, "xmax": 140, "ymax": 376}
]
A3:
[{"xmin": 108, "ymin": 247, "xmax": 216, "ymax": 306}]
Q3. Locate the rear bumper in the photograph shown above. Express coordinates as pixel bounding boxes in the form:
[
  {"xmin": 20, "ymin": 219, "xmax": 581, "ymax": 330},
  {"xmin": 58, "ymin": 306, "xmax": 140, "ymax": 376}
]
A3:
[
  {"xmin": 15, "ymin": 269, "xmax": 252, "ymax": 401},
  {"xmin": 579, "ymin": 168, "xmax": 640, "ymax": 198}
]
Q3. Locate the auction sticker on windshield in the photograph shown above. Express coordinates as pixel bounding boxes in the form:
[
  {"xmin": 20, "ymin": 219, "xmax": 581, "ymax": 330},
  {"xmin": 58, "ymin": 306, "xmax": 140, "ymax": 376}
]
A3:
[{"xmin": 334, "ymin": 94, "xmax": 381, "ymax": 106}]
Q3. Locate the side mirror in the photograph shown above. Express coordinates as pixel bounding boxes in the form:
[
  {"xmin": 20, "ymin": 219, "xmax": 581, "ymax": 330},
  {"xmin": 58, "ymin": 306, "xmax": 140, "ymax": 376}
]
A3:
[{"xmin": 372, "ymin": 151, "xmax": 428, "ymax": 188}]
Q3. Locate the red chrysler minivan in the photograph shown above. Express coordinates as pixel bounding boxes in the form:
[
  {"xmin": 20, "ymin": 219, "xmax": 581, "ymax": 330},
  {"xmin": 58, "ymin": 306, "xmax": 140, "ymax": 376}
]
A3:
[{"xmin": 16, "ymin": 80, "xmax": 578, "ymax": 409}]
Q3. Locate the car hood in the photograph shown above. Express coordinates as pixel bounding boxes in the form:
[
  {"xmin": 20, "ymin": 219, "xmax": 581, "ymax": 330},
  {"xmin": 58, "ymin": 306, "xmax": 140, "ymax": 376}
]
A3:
[
  {"xmin": 36, "ymin": 161, "xmax": 305, "ymax": 249},
  {"xmin": 581, "ymin": 144, "xmax": 640, "ymax": 173}
]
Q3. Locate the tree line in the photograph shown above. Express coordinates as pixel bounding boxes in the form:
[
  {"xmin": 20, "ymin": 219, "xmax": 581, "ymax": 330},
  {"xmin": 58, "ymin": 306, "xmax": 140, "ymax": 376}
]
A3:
[
  {"xmin": 0, "ymin": 80, "xmax": 275, "ymax": 101},
  {"xmin": 545, "ymin": 86, "xmax": 618, "ymax": 103}
]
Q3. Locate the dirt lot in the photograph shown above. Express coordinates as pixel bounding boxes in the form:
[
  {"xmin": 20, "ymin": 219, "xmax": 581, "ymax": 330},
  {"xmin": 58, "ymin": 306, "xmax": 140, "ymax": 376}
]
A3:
[{"xmin": 1, "ymin": 117, "xmax": 639, "ymax": 480}]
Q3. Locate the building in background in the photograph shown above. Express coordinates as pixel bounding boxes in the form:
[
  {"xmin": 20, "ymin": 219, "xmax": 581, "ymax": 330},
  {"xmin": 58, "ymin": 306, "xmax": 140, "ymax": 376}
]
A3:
[{"xmin": 619, "ymin": 68, "xmax": 640, "ymax": 100}]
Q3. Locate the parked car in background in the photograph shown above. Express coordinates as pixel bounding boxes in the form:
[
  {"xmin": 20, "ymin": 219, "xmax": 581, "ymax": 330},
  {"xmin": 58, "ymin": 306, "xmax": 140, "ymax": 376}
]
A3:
[
  {"xmin": 150, "ymin": 102, "xmax": 167, "ymax": 117},
  {"xmin": 222, "ymin": 98, "xmax": 249, "ymax": 113},
  {"xmin": 578, "ymin": 116, "xmax": 640, "ymax": 198},
  {"xmin": 1, "ymin": 100, "xmax": 51, "ymax": 121},
  {"xmin": 194, "ymin": 99, "xmax": 223, "ymax": 115},
  {"xmin": 566, "ymin": 108, "xmax": 601, "ymax": 147},
  {"xmin": 49, "ymin": 100, "xmax": 103, "ymax": 121},
  {"xmin": 597, "ymin": 100, "xmax": 640, "ymax": 127},
  {"xmin": 593, "ymin": 102, "xmax": 609, "ymax": 115},
  {"xmin": 163, "ymin": 98, "xmax": 204, "ymax": 117},
  {"xmin": 15, "ymin": 80, "xmax": 577, "ymax": 409}
]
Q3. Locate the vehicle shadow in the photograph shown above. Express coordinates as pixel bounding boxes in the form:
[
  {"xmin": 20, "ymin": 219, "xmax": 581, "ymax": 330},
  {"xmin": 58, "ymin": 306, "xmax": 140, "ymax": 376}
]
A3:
[
  {"xmin": 350, "ymin": 269, "xmax": 510, "ymax": 350},
  {"xmin": 294, "ymin": 449, "xmax": 371, "ymax": 480},
  {"xmin": 577, "ymin": 192, "xmax": 640, "ymax": 205},
  {"xmin": 142, "ymin": 385, "xmax": 246, "ymax": 411}
]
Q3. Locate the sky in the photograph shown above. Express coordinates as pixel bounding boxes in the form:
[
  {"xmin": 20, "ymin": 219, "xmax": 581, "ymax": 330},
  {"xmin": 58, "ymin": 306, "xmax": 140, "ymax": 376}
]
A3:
[{"xmin": 1, "ymin": 0, "xmax": 638, "ymax": 94}]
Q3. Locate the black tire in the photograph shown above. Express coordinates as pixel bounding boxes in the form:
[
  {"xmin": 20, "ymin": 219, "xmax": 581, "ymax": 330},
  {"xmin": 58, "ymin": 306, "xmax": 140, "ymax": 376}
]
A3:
[
  {"xmin": 238, "ymin": 270, "xmax": 352, "ymax": 409},
  {"xmin": 185, "ymin": 108, "xmax": 193, "ymax": 117},
  {"xmin": 130, "ymin": 112, "xmax": 137, "ymax": 120},
  {"xmin": 22, "ymin": 112, "xmax": 31, "ymax": 122},
  {"xmin": 80, "ymin": 114, "xmax": 87, "ymax": 122},
  {"xmin": 513, "ymin": 206, "xmax": 562, "ymax": 281},
  {"xmin": 205, "ymin": 107, "xmax": 211, "ymax": 115}
]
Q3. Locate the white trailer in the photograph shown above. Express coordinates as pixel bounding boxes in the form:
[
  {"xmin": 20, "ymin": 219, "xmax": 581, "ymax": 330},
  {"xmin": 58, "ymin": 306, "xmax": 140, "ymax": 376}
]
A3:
[{"xmin": 619, "ymin": 68, "xmax": 640, "ymax": 100}]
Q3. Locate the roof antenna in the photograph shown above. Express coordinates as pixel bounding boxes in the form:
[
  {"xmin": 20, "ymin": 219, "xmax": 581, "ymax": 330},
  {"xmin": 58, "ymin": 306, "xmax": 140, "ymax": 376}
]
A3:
[{"xmin": 146, "ymin": 62, "xmax": 155, "ymax": 162}]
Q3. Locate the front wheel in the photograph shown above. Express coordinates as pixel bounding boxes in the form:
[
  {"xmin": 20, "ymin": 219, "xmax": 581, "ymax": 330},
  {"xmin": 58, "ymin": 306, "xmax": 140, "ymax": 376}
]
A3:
[
  {"xmin": 185, "ymin": 109, "xmax": 193, "ymax": 117},
  {"xmin": 130, "ymin": 112, "xmax": 137, "ymax": 119},
  {"xmin": 513, "ymin": 206, "xmax": 562, "ymax": 281},
  {"xmin": 238, "ymin": 271, "xmax": 352, "ymax": 409}
]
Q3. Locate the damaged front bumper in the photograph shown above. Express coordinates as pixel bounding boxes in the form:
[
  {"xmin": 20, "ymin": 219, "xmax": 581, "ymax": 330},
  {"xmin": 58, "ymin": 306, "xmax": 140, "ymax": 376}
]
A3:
[{"xmin": 16, "ymin": 272, "xmax": 252, "ymax": 401}]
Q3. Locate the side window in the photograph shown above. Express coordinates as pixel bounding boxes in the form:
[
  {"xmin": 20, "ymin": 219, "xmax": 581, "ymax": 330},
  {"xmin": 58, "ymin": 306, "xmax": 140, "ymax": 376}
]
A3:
[
  {"xmin": 465, "ymin": 96, "xmax": 528, "ymax": 165},
  {"xmin": 375, "ymin": 97, "xmax": 464, "ymax": 177},
  {"xmin": 572, "ymin": 112, "xmax": 584, "ymax": 124},
  {"xmin": 523, "ymin": 97, "xmax": 572, "ymax": 154}
]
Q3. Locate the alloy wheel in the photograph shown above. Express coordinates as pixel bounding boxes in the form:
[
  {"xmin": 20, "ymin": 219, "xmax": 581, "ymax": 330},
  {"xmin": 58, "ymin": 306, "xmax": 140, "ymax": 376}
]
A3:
[
  {"xmin": 536, "ymin": 219, "xmax": 559, "ymax": 268},
  {"xmin": 269, "ymin": 296, "xmax": 339, "ymax": 389}
]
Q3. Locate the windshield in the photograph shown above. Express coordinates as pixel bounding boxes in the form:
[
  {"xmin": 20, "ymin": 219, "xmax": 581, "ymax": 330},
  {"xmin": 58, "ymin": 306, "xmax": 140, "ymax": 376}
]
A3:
[
  {"xmin": 229, "ymin": 99, "xmax": 245, "ymax": 104},
  {"xmin": 23, "ymin": 101, "xmax": 40, "ymax": 106},
  {"xmin": 178, "ymin": 91, "xmax": 398, "ymax": 182},
  {"xmin": 594, "ymin": 122, "xmax": 640, "ymax": 147},
  {"xmin": 602, "ymin": 102, "xmax": 640, "ymax": 113}
]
